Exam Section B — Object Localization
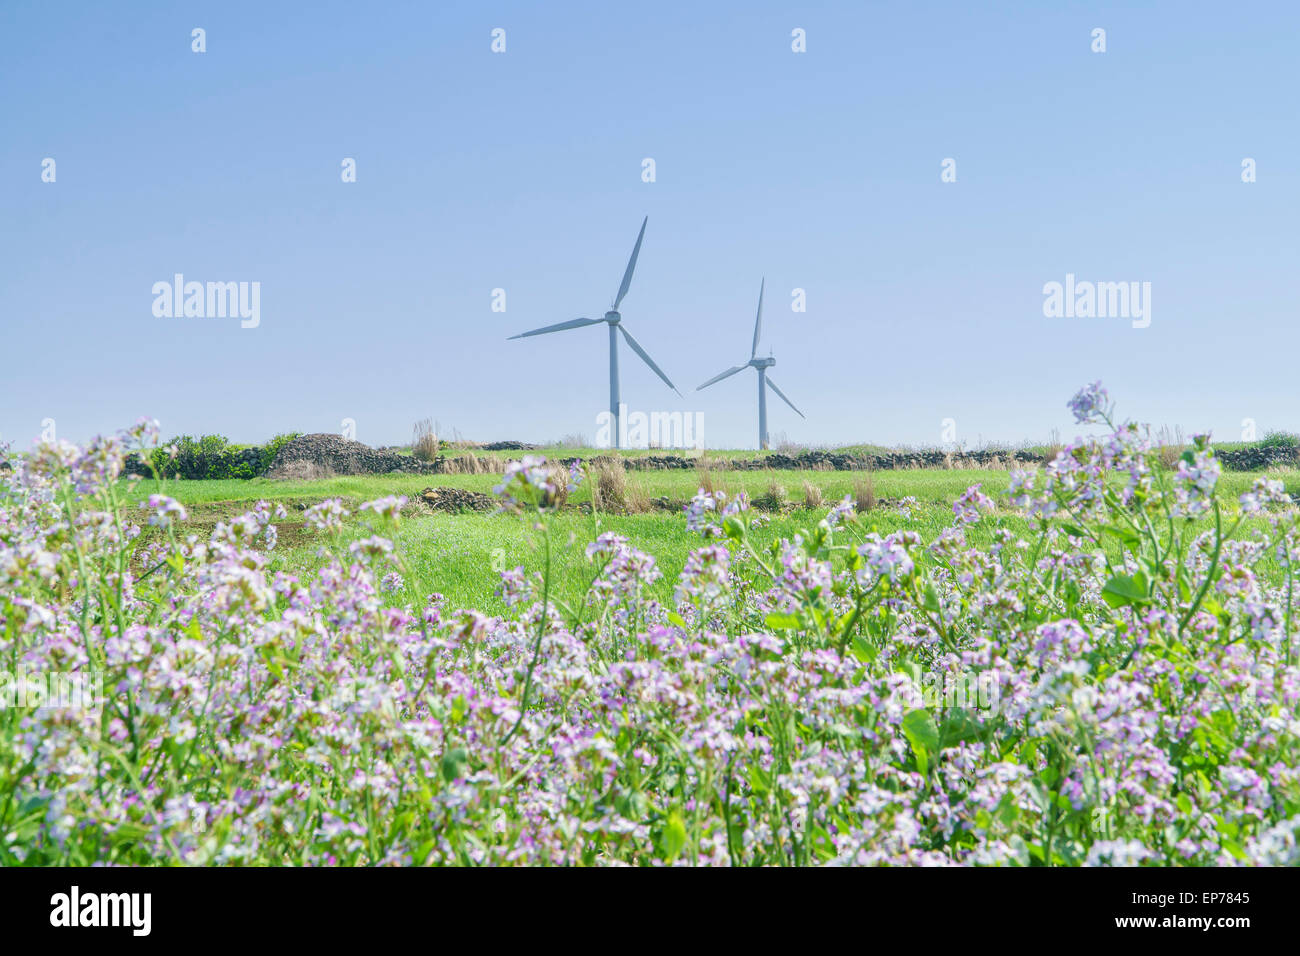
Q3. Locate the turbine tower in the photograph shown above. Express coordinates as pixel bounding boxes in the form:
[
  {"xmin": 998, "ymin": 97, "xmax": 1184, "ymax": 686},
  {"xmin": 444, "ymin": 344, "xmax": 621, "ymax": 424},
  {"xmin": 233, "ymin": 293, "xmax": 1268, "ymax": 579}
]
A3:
[
  {"xmin": 696, "ymin": 279, "xmax": 805, "ymax": 450},
  {"xmin": 507, "ymin": 217, "xmax": 679, "ymax": 449}
]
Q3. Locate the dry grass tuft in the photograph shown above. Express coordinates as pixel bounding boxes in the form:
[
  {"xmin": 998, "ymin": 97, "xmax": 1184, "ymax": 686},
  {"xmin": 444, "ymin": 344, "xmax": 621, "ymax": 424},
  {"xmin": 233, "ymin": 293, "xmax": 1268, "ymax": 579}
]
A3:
[
  {"xmin": 592, "ymin": 459, "xmax": 628, "ymax": 512},
  {"xmin": 540, "ymin": 464, "xmax": 570, "ymax": 509},
  {"xmin": 696, "ymin": 463, "xmax": 719, "ymax": 496},
  {"xmin": 1155, "ymin": 425, "xmax": 1186, "ymax": 471},
  {"xmin": 440, "ymin": 453, "xmax": 506, "ymax": 475},
  {"xmin": 589, "ymin": 459, "xmax": 651, "ymax": 514},
  {"xmin": 802, "ymin": 480, "xmax": 824, "ymax": 510},
  {"xmin": 1043, "ymin": 428, "xmax": 1063, "ymax": 462},
  {"xmin": 440, "ymin": 454, "xmax": 484, "ymax": 474},
  {"xmin": 854, "ymin": 474, "xmax": 877, "ymax": 512},
  {"xmin": 625, "ymin": 478, "xmax": 651, "ymax": 514},
  {"xmin": 412, "ymin": 418, "xmax": 439, "ymax": 462}
]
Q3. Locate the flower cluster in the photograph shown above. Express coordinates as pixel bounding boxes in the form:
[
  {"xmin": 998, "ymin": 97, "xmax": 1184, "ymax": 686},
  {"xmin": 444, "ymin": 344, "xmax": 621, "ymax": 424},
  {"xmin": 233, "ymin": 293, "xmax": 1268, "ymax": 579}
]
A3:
[
  {"xmin": 1173, "ymin": 437, "xmax": 1221, "ymax": 518},
  {"xmin": 0, "ymin": 385, "xmax": 1296, "ymax": 867},
  {"xmin": 494, "ymin": 455, "xmax": 557, "ymax": 511},
  {"xmin": 952, "ymin": 484, "xmax": 994, "ymax": 525},
  {"xmin": 685, "ymin": 488, "xmax": 749, "ymax": 537},
  {"xmin": 1067, "ymin": 380, "xmax": 1111, "ymax": 425}
]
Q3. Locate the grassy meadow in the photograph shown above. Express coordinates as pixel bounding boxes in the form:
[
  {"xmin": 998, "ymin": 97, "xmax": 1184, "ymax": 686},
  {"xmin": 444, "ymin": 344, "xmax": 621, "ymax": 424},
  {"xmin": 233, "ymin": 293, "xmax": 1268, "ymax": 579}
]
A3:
[{"xmin": 116, "ymin": 459, "xmax": 1300, "ymax": 613}]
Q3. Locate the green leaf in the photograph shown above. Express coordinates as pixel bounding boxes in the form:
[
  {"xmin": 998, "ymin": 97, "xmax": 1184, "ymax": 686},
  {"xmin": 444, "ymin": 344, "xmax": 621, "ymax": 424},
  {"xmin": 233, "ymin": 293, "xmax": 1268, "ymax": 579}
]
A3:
[
  {"xmin": 940, "ymin": 709, "xmax": 983, "ymax": 748},
  {"xmin": 850, "ymin": 634, "xmax": 878, "ymax": 664},
  {"xmin": 440, "ymin": 747, "xmax": 469, "ymax": 782},
  {"xmin": 450, "ymin": 695, "xmax": 468, "ymax": 723},
  {"xmin": 996, "ymin": 794, "xmax": 1019, "ymax": 827},
  {"xmin": 901, "ymin": 709, "xmax": 940, "ymax": 774},
  {"xmin": 262, "ymin": 651, "xmax": 284, "ymax": 681},
  {"xmin": 666, "ymin": 611, "xmax": 687, "ymax": 629},
  {"xmin": 661, "ymin": 812, "xmax": 687, "ymax": 862},
  {"xmin": 1061, "ymin": 578, "xmax": 1081, "ymax": 607},
  {"xmin": 414, "ymin": 839, "xmax": 436, "ymax": 865},
  {"xmin": 764, "ymin": 612, "xmax": 801, "ymax": 631},
  {"xmin": 834, "ymin": 607, "xmax": 855, "ymax": 632},
  {"xmin": 1102, "ymin": 572, "xmax": 1150, "ymax": 607},
  {"xmin": 810, "ymin": 825, "xmax": 836, "ymax": 862},
  {"xmin": 1100, "ymin": 524, "xmax": 1141, "ymax": 549},
  {"xmin": 922, "ymin": 582, "xmax": 941, "ymax": 612}
]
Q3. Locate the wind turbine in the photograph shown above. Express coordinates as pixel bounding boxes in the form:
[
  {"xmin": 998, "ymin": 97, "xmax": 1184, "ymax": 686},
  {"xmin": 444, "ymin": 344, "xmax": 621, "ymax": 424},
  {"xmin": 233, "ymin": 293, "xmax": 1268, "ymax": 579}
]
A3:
[
  {"xmin": 507, "ymin": 216, "xmax": 680, "ymax": 449},
  {"xmin": 696, "ymin": 279, "xmax": 805, "ymax": 450}
]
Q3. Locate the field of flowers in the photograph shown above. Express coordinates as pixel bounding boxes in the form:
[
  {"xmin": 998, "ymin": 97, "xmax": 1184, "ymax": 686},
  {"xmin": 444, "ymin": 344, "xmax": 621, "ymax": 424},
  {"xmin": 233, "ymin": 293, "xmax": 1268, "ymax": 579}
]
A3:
[{"xmin": 2, "ymin": 383, "xmax": 1298, "ymax": 866}]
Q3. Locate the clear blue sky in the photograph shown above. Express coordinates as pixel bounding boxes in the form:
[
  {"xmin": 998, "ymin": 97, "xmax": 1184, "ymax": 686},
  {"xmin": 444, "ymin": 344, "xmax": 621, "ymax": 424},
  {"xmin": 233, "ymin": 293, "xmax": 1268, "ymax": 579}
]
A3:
[{"xmin": 2, "ymin": 1, "xmax": 1297, "ymax": 450}]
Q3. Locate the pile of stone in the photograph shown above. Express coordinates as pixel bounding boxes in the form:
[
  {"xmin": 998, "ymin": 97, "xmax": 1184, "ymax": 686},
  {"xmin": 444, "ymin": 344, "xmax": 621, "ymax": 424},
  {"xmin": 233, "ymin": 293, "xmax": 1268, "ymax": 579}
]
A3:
[
  {"xmin": 1216, "ymin": 445, "xmax": 1298, "ymax": 471},
  {"xmin": 264, "ymin": 434, "xmax": 440, "ymax": 479},
  {"xmin": 613, "ymin": 449, "xmax": 1042, "ymax": 472},
  {"xmin": 611, "ymin": 455, "xmax": 697, "ymax": 470},
  {"xmin": 480, "ymin": 440, "xmax": 540, "ymax": 451},
  {"xmin": 419, "ymin": 486, "xmax": 496, "ymax": 513}
]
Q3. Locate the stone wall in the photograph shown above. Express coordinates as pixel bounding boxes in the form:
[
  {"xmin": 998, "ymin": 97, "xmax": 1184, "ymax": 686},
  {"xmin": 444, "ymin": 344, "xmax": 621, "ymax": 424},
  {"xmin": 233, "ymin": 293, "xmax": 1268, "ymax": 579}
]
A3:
[
  {"xmin": 264, "ymin": 434, "xmax": 441, "ymax": 477},
  {"xmin": 1214, "ymin": 445, "xmax": 1297, "ymax": 471}
]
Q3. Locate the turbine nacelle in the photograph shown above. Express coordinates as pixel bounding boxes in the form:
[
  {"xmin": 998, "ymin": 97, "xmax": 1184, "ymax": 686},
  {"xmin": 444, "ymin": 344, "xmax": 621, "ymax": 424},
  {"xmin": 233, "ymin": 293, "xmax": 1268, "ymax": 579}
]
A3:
[
  {"xmin": 604, "ymin": 310, "xmax": 622, "ymax": 325},
  {"xmin": 749, "ymin": 356, "xmax": 775, "ymax": 369}
]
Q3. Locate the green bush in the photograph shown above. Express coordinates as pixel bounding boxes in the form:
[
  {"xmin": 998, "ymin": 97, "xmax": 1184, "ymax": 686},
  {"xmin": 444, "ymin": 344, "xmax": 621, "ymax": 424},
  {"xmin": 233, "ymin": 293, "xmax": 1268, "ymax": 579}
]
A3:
[
  {"xmin": 147, "ymin": 435, "xmax": 224, "ymax": 480},
  {"xmin": 1259, "ymin": 430, "xmax": 1300, "ymax": 451},
  {"xmin": 144, "ymin": 432, "xmax": 300, "ymax": 480}
]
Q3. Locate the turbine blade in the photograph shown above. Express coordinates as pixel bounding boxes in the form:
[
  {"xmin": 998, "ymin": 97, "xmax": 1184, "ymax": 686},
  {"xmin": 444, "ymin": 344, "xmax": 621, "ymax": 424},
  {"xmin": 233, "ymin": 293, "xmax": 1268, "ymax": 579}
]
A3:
[
  {"xmin": 751, "ymin": 278, "xmax": 764, "ymax": 359},
  {"xmin": 618, "ymin": 325, "xmax": 680, "ymax": 395},
  {"xmin": 765, "ymin": 376, "xmax": 805, "ymax": 418},
  {"xmin": 613, "ymin": 216, "xmax": 648, "ymax": 309},
  {"xmin": 507, "ymin": 317, "xmax": 602, "ymax": 340},
  {"xmin": 695, "ymin": 365, "xmax": 747, "ymax": 390}
]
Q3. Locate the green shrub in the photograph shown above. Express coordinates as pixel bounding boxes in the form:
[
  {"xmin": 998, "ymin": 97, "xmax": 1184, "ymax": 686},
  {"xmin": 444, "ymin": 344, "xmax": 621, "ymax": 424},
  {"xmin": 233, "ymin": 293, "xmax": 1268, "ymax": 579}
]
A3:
[
  {"xmin": 1259, "ymin": 430, "xmax": 1300, "ymax": 451},
  {"xmin": 259, "ymin": 432, "xmax": 301, "ymax": 473},
  {"xmin": 144, "ymin": 432, "xmax": 300, "ymax": 481}
]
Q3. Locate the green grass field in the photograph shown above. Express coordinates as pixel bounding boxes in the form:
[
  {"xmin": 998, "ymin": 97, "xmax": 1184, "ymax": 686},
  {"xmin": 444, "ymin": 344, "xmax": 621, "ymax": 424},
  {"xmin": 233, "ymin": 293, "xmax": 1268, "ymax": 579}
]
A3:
[
  {"xmin": 120, "ymin": 464, "xmax": 1300, "ymax": 509},
  {"xmin": 118, "ymin": 463, "xmax": 1300, "ymax": 613}
]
